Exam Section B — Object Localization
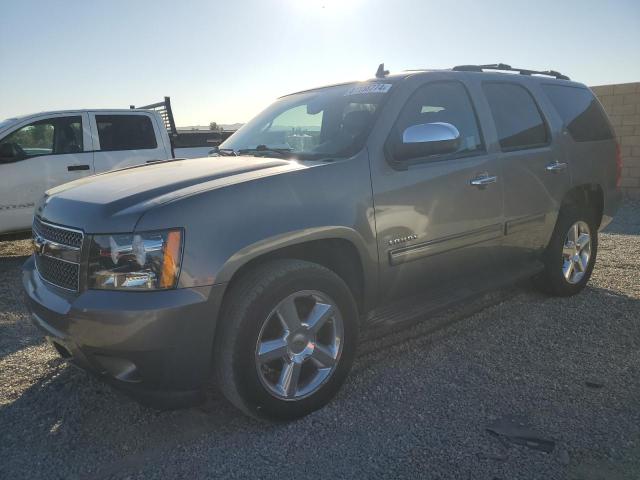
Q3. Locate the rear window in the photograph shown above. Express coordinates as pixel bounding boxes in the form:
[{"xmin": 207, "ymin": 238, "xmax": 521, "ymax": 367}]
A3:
[
  {"xmin": 542, "ymin": 85, "xmax": 614, "ymax": 142},
  {"xmin": 96, "ymin": 115, "xmax": 157, "ymax": 151},
  {"xmin": 483, "ymin": 83, "xmax": 549, "ymax": 151}
]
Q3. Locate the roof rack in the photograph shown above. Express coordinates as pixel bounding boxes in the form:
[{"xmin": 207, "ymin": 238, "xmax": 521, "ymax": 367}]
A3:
[{"xmin": 452, "ymin": 63, "xmax": 570, "ymax": 80}]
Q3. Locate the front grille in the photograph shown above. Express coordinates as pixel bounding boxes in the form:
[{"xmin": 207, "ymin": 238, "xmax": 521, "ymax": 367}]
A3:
[
  {"xmin": 33, "ymin": 217, "xmax": 83, "ymax": 248},
  {"xmin": 32, "ymin": 218, "xmax": 83, "ymax": 291},
  {"xmin": 35, "ymin": 255, "xmax": 80, "ymax": 291}
]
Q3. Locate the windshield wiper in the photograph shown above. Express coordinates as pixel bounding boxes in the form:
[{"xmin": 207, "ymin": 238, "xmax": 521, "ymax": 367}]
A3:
[{"xmin": 237, "ymin": 145, "xmax": 294, "ymax": 158}]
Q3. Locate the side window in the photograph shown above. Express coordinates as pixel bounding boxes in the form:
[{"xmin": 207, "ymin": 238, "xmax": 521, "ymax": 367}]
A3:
[
  {"xmin": 542, "ymin": 85, "xmax": 613, "ymax": 142},
  {"xmin": 96, "ymin": 115, "xmax": 157, "ymax": 151},
  {"xmin": 54, "ymin": 117, "xmax": 84, "ymax": 154},
  {"xmin": 483, "ymin": 83, "xmax": 548, "ymax": 151},
  {"xmin": 391, "ymin": 81, "xmax": 484, "ymax": 158},
  {"xmin": 0, "ymin": 116, "xmax": 83, "ymax": 163},
  {"xmin": 0, "ymin": 120, "xmax": 54, "ymax": 162}
]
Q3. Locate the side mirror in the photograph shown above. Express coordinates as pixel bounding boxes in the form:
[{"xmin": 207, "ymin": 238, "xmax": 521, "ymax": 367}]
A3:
[{"xmin": 392, "ymin": 122, "xmax": 461, "ymax": 162}]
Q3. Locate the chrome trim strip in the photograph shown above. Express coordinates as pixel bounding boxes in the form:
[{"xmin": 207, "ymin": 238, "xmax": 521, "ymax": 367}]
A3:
[
  {"xmin": 33, "ymin": 217, "xmax": 84, "ymax": 249},
  {"xmin": 36, "ymin": 217, "xmax": 85, "ymax": 236},
  {"xmin": 389, "ymin": 223, "xmax": 503, "ymax": 266},
  {"xmin": 32, "ymin": 232, "xmax": 81, "ymax": 252},
  {"xmin": 505, "ymin": 213, "xmax": 546, "ymax": 235},
  {"xmin": 32, "ymin": 231, "xmax": 82, "ymax": 263},
  {"xmin": 39, "ymin": 251, "xmax": 81, "ymax": 265}
]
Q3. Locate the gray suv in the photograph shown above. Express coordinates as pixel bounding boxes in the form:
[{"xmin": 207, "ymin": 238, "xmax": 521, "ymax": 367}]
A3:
[{"xmin": 23, "ymin": 64, "xmax": 622, "ymax": 420}]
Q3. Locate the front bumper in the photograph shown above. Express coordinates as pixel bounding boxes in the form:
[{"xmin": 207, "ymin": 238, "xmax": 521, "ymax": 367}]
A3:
[{"xmin": 22, "ymin": 256, "xmax": 226, "ymax": 408}]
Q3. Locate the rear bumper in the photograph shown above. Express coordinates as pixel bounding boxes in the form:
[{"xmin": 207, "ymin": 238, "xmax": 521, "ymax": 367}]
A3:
[{"xmin": 22, "ymin": 256, "xmax": 226, "ymax": 408}]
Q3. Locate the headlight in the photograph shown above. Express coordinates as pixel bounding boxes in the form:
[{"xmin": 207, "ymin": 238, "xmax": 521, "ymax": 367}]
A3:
[{"xmin": 88, "ymin": 229, "xmax": 183, "ymax": 290}]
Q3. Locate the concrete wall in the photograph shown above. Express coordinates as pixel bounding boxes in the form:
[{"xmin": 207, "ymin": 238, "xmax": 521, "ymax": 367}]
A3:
[{"xmin": 591, "ymin": 82, "xmax": 640, "ymax": 197}]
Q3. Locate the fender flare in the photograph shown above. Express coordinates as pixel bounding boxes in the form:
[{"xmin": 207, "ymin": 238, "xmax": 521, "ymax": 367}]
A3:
[{"xmin": 214, "ymin": 225, "xmax": 376, "ymax": 291}]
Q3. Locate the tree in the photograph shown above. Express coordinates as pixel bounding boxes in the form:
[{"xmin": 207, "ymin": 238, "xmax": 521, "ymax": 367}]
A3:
[{"xmin": 209, "ymin": 122, "xmax": 221, "ymax": 132}]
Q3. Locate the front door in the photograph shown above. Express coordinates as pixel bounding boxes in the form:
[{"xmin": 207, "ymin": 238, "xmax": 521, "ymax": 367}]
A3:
[
  {"xmin": 370, "ymin": 79, "xmax": 504, "ymax": 303},
  {"xmin": 0, "ymin": 114, "xmax": 94, "ymax": 233}
]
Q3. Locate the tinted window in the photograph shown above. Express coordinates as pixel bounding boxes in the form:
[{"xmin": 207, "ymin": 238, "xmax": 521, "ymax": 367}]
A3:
[
  {"xmin": 96, "ymin": 115, "xmax": 157, "ymax": 151},
  {"xmin": 392, "ymin": 81, "xmax": 484, "ymax": 157},
  {"xmin": 0, "ymin": 116, "xmax": 83, "ymax": 163},
  {"xmin": 55, "ymin": 117, "xmax": 84, "ymax": 154},
  {"xmin": 483, "ymin": 83, "xmax": 548, "ymax": 150},
  {"xmin": 542, "ymin": 85, "xmax": 613, "ymax": 142}
]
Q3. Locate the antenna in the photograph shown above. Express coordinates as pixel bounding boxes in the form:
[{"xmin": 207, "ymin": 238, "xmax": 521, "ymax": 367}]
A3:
[{"xmin": 375, "ymin": 63, "xmax": 389, "ymax": 78}]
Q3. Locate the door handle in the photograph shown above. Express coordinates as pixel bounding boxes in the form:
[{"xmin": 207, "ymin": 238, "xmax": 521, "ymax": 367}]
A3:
[
  {"xmin": 545, "ymin": 161, "xmax": 568, "ymax": 172},
  {"xmin": 470, "ymin": 174, "xmax": 497, "ymax": 187},
  {"xmin": 67, "ymin": 165, "xmax": 90, "ymax": 172}
]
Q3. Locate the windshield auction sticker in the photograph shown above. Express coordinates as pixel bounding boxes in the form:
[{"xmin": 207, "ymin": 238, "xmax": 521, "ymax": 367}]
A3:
[{"xmin": 344, "ymin": 83, "xmax": 392, "ymax": 96}]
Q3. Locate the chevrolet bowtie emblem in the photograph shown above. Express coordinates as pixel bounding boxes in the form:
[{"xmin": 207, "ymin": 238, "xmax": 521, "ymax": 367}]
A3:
[{"xmin": 33, "ymin": 233, "xmax": 46, "ymax": 255}]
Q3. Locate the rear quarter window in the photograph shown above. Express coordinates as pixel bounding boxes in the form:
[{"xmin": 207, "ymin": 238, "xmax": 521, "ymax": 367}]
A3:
[
  {"xmin": 96, "ymin": 114, "xmax": 157, "ymax": 151},
  {"xmin": 542, "ymin": 85, "xmax": 614, "ymax": 142}
]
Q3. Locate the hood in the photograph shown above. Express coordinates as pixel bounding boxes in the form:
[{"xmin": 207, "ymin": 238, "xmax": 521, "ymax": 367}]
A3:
[{"xmin": 37, "ymin": 156, "xmax": 306, "ymax": 233}]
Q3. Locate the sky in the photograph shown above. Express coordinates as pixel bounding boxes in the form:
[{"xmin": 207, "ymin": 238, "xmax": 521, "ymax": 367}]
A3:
[{"xmin": 1, "ymin": 0, "xmax": 639, "ymax": 126}]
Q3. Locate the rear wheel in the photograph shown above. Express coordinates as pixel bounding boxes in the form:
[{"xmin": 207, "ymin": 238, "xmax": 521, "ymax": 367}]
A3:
[
  {"xmin": 535, "ymin": 205, "xmax": 598, "ymax": 296},
  {"xmin": 214, "ymin": 259, "xmax": 358, "ymax": 420}
]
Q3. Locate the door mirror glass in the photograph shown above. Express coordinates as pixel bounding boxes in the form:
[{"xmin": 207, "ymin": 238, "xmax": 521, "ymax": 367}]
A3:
[{"xmin": 393, "ymin": 122, "xmax": 461, "ymax": 162}]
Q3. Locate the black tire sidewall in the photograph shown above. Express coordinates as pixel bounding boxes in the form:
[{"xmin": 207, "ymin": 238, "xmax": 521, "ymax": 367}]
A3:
[{"xmin": 230, "ymin": 265, "xmax": 358, "ymax": 420}]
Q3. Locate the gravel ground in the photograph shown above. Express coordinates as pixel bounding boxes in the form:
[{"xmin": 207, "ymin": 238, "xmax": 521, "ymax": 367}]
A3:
[{"xmin": 1, "ymin": 202, "xmax": 639, "ymax": 480}]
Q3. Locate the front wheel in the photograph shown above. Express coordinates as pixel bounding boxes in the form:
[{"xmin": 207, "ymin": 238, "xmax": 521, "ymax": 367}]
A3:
[
  {"xmin": 214, "ymin": 259, "xmax": 358, "ymax": 420},
  {"xmin": 534, "ymin": 205, "xmax": 598, "ymax": 296}
]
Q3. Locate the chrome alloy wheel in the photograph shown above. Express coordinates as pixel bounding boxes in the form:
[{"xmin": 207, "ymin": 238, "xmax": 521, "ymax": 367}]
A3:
[
  {"xmin": 255, "ymin": 290, "xmax": 344, "ymax": 401},
  {"xmin": 562, "ymin": 220, "xmax": 592, "ymax": 285}
]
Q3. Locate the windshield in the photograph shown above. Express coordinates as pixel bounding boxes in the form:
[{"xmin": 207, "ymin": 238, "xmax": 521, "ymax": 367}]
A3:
[
  {"xmin": 220, "ymin": 82, "xmax": 392, "ymax": 160},
  {"xmin": 0, "ymin": 117, "xmax": 20, "ymax": 133}
]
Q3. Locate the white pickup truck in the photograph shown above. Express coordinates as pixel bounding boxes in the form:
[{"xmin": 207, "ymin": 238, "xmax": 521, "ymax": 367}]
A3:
[{"xmin": 0, "ymin": 98, "xmax": 226, "ymax": 234}]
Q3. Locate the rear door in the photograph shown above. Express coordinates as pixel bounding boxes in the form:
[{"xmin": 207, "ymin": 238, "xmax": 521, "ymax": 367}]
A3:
[
  {"xmin": 0, "ymin": 113, "xmax": 93, "ymax": 233},
  {"xmin": 480, "ymin": 81, "xmax": 569, "ymax": 262},
  {"xmin": 541, "ymin": 83, "xmax": 617, "ymax": 198},
  {"xmin": 370, "ymin": 77, "xmax": 505, "ymax": 303},
  {"xmin": 89, "ymin": 112, "xmax": 169, "ymax": 172}
]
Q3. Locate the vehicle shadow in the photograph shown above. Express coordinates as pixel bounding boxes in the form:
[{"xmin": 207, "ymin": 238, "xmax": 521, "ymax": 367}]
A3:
[
  {"xmin": 1, "ymin": 280, "xmax": 639, "ymax": 479},
  {"xmin": 0, "ymin": 289, "xmax": 518, "ymax": 478},
  {"xmin": 0, "ymin": 282, "xmax": 554, "ymax": 474},
  {"xmin": 0, "ymin": 322, "xmax": 45, "ymax": 359},
  {"xmin": 0, "ymin": 345, "xmax": 263, "ymax": 479}
]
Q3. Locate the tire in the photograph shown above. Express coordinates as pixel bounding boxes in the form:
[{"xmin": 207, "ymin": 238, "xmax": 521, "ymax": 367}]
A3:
[
  {"xmin": 214, "ymin": 259, "xmax": 359, "ymax": 421},
  {"xmin": 534, "ymin": 204, "xmax": 598, "ymax": 296}
]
